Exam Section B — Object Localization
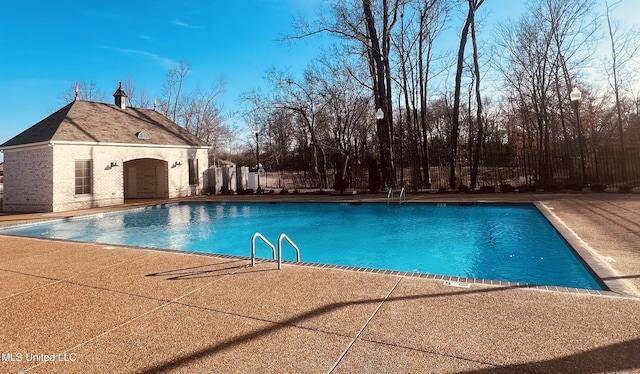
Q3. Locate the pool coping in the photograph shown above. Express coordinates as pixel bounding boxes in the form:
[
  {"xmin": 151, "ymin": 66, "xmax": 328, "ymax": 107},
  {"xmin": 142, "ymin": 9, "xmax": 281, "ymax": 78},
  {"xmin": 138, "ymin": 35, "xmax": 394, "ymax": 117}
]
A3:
[
  {"xmin": 71, "ymin": 244, "xmax": 628, "ymax": 298},
  {"xmin": 533, "ymin": 201, "xmax": 628, "ymax": 295},
  {"xmin": 194, "ymin": 253, "xmax": 623, "ymax": 298},
  {"xmin": 0, "ymin": 199, "xmax": 626, "ymax": 297}
]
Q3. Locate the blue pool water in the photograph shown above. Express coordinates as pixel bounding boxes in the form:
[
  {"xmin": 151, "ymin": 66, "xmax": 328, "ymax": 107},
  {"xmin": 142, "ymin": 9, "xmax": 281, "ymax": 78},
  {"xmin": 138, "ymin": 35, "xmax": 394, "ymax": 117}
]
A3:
[{"xmin": 0, "ymin": 202, "xmax": 604, "ymax": 290}]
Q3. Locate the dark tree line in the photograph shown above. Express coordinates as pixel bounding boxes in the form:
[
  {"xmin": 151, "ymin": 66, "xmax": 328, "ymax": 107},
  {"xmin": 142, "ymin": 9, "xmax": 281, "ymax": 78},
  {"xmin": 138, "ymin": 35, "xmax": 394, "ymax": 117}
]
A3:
[{"xmin": 240, "ymin": 0, "xmax": 639, "ymax": 191}]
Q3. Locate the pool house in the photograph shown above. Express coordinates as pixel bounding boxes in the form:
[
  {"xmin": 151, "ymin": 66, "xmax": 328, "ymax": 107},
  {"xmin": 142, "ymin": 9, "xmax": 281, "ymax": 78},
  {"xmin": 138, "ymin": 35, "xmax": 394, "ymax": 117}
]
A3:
[{"xmin": 0, "ymin": 83, "xmax": 211, "ymax": 213}]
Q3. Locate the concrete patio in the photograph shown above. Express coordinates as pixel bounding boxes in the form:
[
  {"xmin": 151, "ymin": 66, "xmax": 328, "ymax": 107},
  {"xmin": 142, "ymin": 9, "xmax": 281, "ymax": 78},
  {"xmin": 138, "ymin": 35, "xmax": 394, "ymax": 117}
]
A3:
[{"xmin": 0, "ymin": 193, "xmax": 639, "ymax": 373}]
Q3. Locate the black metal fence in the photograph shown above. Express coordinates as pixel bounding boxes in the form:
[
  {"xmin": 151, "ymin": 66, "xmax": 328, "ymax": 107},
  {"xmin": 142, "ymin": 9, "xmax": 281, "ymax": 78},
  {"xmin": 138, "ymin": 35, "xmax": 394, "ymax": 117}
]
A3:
[
  {"xmin": 437, "ymin": 147, "xmax": 640, "ymax": 191},
  {"xmin": 259, "ymin": 147, "xmax": 640, "ymax": 192}
]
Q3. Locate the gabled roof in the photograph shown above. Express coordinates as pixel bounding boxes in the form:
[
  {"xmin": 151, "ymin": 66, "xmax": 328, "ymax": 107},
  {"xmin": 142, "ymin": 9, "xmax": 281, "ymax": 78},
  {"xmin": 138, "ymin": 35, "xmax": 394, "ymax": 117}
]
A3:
[{"xmin": 0, "ymin": 100, "xmax": 209, "ymax": 148}]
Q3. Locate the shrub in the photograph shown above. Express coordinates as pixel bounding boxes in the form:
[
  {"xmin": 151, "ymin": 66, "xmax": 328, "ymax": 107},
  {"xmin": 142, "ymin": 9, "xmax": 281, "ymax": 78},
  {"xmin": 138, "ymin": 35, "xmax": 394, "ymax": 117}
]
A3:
[
  {"xmin": 458, "ymin": 184, "xmax": 470, "ymax": 193},
  {"xmin": 543, "ymin": 184, "xmax": 561, "ymax": 193},
  {"xmin": 500, "ymin": 184, "xmax": 515, "ymax": 193},
  {"xmin": 334, "ymin": 177, "xmax": 347, "ymax": 192},
  {"xmin": 279, "ymin": 189, "xmax": 290, "ymax": 195},
  {"xmin": 564, "ymin": 182, "xmax": 583, "ymax": 191},
  {"xmin": 436, "ymin": 187, "xmax": 449, "ymax": 194},
  {"xmin": 619, "ymin": 185, "xmax": 633, "ymax": 193},
  {"xmin": 368, "ymin": 159, "xmax": 381, "ymax": 193},
  {"xmin": 478, "ymin": 185, "xmax": 496, "ymax": 193},
  {"xmin": 517, "ymin": 184, "xmax": 534, "ymax": 193},
  {"xmin": 590, "ymin": 183, "xmax": 606, "ymax": 193}
]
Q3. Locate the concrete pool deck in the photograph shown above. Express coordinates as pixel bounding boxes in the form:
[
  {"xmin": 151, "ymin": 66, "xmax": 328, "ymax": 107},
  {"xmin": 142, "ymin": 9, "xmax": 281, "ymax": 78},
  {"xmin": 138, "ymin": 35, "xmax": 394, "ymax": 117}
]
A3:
[{"xmin": 0, "ymin": 193, "xmax": 639, "ymax": 373}]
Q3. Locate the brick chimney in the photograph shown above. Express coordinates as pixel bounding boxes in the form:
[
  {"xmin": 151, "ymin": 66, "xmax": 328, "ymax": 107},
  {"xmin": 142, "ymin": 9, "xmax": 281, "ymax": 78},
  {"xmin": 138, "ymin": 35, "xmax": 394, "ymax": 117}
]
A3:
[{"xmin": 113, "ymin": 82, "xmax": 128, "ymax": 109}]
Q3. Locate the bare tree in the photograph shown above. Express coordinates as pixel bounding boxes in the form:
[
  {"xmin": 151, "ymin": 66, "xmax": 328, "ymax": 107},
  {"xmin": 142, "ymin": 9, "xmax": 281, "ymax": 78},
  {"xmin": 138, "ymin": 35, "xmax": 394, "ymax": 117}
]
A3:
[
  {"xmin": 392, "ymin": 0, "xmax": 450, "ymax": 189},
  {"xmin": 158, "ymin": 61, "xmax": 190, "ymax": 122},
  {"xmin": 450, "ymin": 0, "xmax": 483, "ymax": 189},
  {"xmin": 268, "ymin": 67, "xmax": 331, "ymax": 189},
  {"xmin": 494, "ymin": 0, "xmax": 597, "ymax": 186},
  {"xmin": 180, "ymin": 81, "xmax": 226, "ymax": 147},
  {"xmin": 123, "ymin": 77, "xmax": 151, "ymax": 109},
  {"xmin": 362, "ymin": 0, "xmax": 402, "ymax": 188},
  {"xmin": 58, "ymin": 81, "xmax": 105, "ymax": 104},
  {"xmin": 264, "ymin": 108, "xmax": 296, "ymax": 177},
  {"xmin": 293, "ymin": 0, "xmax": 402, "ymax": 189},
  {"xmin": 156, "ymin": 62, "xmax": 227, "ymax": 149},
  {"xmin": 315, "ymin": 51, "xmax": 373, "ymax": 190},
  {"xmin": 468, "ymin": 0, "xmax": 484, "ymax": 190},
  {"xmin": 604, "ymin": 0, "xmax": 640, "ymax": 152}
]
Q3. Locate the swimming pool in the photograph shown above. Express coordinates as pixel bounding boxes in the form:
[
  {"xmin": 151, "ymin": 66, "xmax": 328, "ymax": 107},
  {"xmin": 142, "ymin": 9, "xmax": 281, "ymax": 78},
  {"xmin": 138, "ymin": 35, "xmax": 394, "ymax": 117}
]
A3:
[{"xmin": 0, "ymin": 202, "xmax": 604, "ymax": 290}]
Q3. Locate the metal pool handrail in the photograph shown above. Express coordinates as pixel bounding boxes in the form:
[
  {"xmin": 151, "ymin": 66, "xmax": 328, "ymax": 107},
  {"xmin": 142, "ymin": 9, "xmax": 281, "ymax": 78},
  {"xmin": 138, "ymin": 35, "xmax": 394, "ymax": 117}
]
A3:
[
  {"xmin": 251, "ymin": 232, "xmax": 276, "ymax": 266},
  {"xmin": 388, "ymin": 187, "xmax": 406, "ymax": 205},
  {"xmin": 251, "ymin": 232, "xmax": 301, "ymax": 269},
  {"xmin": 278, "ymin": 233, "xmax": 300, "ymax": 270}
]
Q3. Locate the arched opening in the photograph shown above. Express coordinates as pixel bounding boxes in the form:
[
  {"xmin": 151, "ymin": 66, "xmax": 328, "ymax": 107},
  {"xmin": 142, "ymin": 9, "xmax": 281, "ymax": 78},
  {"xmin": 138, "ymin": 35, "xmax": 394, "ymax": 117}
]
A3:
[{"xmin": 123, "ymin": 158, "xmax": 168, "ymax": 199}]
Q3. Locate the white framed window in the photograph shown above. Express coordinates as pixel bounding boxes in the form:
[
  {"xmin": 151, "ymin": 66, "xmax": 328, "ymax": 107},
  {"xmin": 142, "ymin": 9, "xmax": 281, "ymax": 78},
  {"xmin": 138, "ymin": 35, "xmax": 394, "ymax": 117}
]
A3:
[{"xmin": 75, "ymin": 160, "xmax": 92, "ymax": 194}]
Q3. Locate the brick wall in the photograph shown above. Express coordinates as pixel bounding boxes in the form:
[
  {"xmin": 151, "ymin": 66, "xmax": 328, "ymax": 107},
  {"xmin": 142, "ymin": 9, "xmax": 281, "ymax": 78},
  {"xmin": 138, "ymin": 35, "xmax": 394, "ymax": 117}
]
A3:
[
  {"xmin": 3, "ymin": 143, "xmax": 210, "ymax": 212},
  {"xmin": 2, "ymin": 146, "xmax": 54, "ymax": 212}
]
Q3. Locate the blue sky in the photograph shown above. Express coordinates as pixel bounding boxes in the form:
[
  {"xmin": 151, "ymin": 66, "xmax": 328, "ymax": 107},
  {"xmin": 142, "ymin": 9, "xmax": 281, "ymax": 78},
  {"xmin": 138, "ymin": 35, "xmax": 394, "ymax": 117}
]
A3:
[
  {"xmin": 0, "ymin": 0, "xmax": 327, "ymax": 151},
  {"xmin": 1, "ymin": 0, "xmax": 638, "ymax": 163}
]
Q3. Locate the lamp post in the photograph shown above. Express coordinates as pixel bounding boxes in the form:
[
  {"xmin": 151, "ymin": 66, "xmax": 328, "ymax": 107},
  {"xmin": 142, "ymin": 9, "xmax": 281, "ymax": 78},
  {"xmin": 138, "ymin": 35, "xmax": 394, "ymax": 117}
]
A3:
[
  {"xmin": 375, "ymin": 108, "xmax": 387, "ymax": 189},
  {"xmin": 570, "ymin": 87, "xmax": 587, "ymax": 187},
  {"xmin": 254, "ymin": 129, "xmax": 261, "ymax": 193},
  {"xmin": 395, "ymin": 128, "xmax": 404, "ymax": 187}
]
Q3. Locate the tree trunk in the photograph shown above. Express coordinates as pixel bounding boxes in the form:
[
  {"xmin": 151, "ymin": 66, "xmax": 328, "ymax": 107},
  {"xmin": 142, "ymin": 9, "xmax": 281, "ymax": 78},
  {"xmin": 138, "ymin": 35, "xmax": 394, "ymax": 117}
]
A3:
[
  {"xmin": 362, "ymin": 0, "xmax": 395, "ymax": 188},
  {"xmin": 451, "ymin": 0, "xmax": 483, "ymax": 189},
  {"xmin": 469, "ymin": 9, "xmax": 484, "ymax": 191}
]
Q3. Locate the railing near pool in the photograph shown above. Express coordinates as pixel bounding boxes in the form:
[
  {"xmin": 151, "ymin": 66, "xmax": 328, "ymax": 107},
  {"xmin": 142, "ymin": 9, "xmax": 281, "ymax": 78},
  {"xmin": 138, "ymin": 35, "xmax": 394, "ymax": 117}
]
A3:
[
  {"xmin": 277, "ymin": 234, "xmax": 300, "ymax": 270},
  {"xmin": 251, "ymin": 232, "xmax": 276, "ymax": 266},
  {"xmin": 387, "ymin": 187, "xmax": 406, "ymax": 205},
  {"xmin": 251, "ymin": 232, "xmax": 300, "ymax": 270}
]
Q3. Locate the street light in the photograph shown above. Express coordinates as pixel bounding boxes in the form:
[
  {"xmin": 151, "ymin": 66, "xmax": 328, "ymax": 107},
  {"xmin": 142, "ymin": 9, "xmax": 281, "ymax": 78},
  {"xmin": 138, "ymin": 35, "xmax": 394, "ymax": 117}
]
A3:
[
  {"xmin": 375, "ymin": 108, "xmax": 389, "ymax": 190},
  {"xmin": 395, "ymin": 122, "xmax": 404, "ymax": 187},
  {"xmin": 570, "ymin": 87, "xmax": 587, "ymax": 187},
  {"xmin": 254, "ymin": 129, "xmax": 261, "ymax": 193}
]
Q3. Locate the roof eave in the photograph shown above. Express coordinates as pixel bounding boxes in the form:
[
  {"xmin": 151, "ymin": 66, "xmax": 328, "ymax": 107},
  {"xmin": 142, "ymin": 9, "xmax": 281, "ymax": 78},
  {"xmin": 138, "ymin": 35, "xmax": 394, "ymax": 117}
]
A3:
[
  {"xmin": 50, "ymin": 140, "xmax": 212, "ymax": 149},
  {"xmin": 0, "ymin": 141, "xmax": 53, "ymax": 152},
  {"xmin": 1, "ymin": 140, "xmax": 211, "ymax": 152}
]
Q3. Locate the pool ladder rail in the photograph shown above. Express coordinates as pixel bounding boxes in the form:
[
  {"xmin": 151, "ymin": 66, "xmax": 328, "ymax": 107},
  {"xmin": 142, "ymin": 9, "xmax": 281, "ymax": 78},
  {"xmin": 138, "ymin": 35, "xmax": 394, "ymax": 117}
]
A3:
[
  {"xmin": 387, "ymin": 187, "xmax": 407, "ymax": 205},
  {"xmin": 251, "ymin": 232, "xmax": 300, "ymax": 270}
]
